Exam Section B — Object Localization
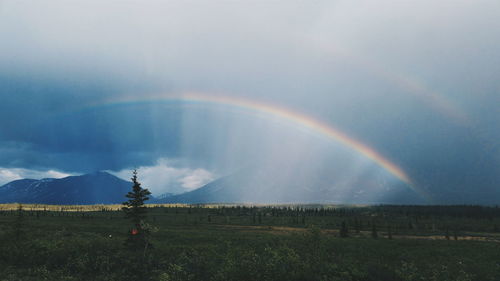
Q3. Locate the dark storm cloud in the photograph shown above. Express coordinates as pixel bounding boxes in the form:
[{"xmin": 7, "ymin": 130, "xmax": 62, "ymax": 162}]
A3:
[
  {"xmin": 0, "ymin": 0, "xmax": 498, "ymax": 201},
  {"xmin": 0, "ymin": 75, "xmax": 178, "ymax": 172}
]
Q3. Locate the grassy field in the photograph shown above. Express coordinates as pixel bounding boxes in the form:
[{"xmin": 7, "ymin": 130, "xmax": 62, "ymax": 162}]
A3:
[{"xmin": 1, "ymin": 204, "xmax": 499, "ymax": 281}]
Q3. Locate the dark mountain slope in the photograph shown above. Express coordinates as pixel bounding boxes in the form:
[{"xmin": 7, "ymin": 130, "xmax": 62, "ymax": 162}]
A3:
[{"xmin": 0, "ymin": 171, "xmax": 133, "ymax": 204}]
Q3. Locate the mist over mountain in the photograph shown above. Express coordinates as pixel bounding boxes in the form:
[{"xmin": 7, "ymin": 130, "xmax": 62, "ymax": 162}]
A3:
[
  {"xmin": 0, "ymin": 167, "xmax": 421, "ymax": 205},
  {"xmin": 1, "ymin": 166, "xmax": 497, "ymax": 205},
  {"xmin": 156, "ymin": 164, "xmax": 423, "ymax": 205}
]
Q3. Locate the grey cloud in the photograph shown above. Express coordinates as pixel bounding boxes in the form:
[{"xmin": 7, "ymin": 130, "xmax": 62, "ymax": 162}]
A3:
[{"xmin": 0, "ymin": 0, "xmax": 498, "ymax": 202}]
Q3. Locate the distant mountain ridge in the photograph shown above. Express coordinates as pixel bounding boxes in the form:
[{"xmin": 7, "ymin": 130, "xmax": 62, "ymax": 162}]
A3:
[
  {"xmin": 156, "ymin": 166, "xmax": 423, "ymax": 204},
  {"xmin": 0, "ymin": 171, "xmax": 134, "ymax": 205},
  {"xmin": 0, "ymin": 168, "xmax": 424, "ymax": 205}
]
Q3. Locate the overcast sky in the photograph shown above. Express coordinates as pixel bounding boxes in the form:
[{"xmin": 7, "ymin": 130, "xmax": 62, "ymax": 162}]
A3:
[{"xmin": 0, "ymin": 0, "xmax": 498, "ymax": 201}]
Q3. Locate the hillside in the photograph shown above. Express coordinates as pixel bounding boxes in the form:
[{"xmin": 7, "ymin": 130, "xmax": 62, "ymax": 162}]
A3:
[{"xmin": 0, "ymin": 171, "xmax": 133, "ymax": 204}]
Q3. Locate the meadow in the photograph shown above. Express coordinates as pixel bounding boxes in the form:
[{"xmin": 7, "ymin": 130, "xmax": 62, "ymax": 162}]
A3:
[{"xmin": 1, "ymin": 204, "xmax": 499, "ymax": 281}]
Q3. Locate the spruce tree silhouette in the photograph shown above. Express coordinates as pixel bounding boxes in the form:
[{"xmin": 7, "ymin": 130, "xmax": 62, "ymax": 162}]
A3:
[{"xmin": 122, "ymin": 169, "xmax": 152, "ymax": 251}]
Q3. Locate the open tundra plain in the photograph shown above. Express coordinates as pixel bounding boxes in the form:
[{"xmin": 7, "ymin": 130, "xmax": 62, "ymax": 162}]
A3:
[{"xmin": 1, "ymin": 204, "xmax": 500, "ymax": 281}]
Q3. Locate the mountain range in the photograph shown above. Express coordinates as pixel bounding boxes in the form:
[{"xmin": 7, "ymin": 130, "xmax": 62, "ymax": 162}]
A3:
[
  {"xmin": 0, "ymin": 168, "xmax": 423, "ymax": 205},
  {"xmin": 0, "ymin": 171, "xmax": 133, "ymax": 205}
]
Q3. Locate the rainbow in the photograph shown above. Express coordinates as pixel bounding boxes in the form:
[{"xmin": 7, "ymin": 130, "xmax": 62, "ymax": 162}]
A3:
[
  {"xmin": 80, "ymin": 92, "xmax": 431, "ymax": 200},
  {"xmin": 310, "ymin": 42, "xmax": 470, "ymax": 126}
]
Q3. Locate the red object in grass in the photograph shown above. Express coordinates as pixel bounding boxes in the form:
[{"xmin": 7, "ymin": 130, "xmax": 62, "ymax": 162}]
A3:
[{"xmin": 131, "ymin": 229, "xmax": 138, "ymax": 235}]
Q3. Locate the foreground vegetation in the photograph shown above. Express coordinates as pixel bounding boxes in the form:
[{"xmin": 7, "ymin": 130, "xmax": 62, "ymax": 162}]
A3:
[{"xmin": 1, "ymin": 204, "xmax": 500, "ymax": 281}]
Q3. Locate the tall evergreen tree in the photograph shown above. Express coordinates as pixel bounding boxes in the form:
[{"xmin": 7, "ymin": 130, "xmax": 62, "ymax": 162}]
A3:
[{"xmin": 122, "ymin": 169, "xmax": 152, "ymax": 250}]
